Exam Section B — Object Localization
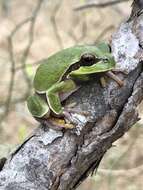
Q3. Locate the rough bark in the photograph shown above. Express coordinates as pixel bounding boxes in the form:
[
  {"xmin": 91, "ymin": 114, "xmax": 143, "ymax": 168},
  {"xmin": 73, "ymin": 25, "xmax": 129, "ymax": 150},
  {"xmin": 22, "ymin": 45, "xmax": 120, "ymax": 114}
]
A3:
[{"xmin": 0, "ymin": 1, "xmax": 143, "ymax": 190}]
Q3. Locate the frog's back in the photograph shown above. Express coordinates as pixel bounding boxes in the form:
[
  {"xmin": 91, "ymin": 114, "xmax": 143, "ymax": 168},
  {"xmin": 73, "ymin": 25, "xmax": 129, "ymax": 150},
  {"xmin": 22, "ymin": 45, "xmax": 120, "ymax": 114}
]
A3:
[{"xmin": 34, "ymin": 45, "xmax": 104, "ymax": 93}]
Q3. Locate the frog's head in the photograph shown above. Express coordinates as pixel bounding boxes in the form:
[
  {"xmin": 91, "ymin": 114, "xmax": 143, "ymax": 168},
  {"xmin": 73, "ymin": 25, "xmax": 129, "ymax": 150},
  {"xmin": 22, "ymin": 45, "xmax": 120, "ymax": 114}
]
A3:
[
  {"xmin": 69, "ymin": 50, "xmax": 115, "ymax": 77},
  {"xmin": 79, "ymin": 52, "xmax": 114, "ymax": 67}
]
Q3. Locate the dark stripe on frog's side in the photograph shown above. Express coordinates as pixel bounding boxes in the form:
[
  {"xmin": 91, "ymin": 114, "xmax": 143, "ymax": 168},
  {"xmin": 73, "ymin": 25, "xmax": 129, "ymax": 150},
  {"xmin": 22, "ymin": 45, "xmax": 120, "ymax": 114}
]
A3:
[
  {"xmin": 61, "ymin": 61, "xmax": 81, "ymax": 80},
  {"xmin": 61, "ymin": 55, "xmax": 102, "ymax": 81}
]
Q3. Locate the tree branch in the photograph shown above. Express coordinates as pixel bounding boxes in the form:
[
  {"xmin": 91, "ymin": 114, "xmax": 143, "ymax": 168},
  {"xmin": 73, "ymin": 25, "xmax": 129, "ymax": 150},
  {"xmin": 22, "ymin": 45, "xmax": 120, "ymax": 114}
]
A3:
[
  {"xmin": 0, "ymin": 0, "xmax": 143, "ymax": 190},
  {"xmin": 74, "ymin": 0, "xmax": 130, "ymax": 11}
]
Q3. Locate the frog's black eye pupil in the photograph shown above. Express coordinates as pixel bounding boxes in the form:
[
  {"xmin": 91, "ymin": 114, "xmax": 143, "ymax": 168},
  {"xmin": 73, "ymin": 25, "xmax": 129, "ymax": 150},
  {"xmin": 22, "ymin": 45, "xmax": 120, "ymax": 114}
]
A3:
[
  {"xmin": 81, "ymin": 54, "xmax": 95, "ymax": 61},
  {"xmin": 80, "ymin": 53, "xmax": 96, "ymax": 66}
]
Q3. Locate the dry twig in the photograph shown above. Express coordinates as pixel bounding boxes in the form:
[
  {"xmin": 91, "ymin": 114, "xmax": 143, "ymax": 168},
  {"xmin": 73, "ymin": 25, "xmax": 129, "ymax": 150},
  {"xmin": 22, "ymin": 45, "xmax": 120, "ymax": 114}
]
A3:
[
  {"xmin": 74, "ymin": 0, "xmax": 130, "ymax": 11},
  {"xmin": 0, "ymin": 0, "xmax": 44, "ymax": 125}
]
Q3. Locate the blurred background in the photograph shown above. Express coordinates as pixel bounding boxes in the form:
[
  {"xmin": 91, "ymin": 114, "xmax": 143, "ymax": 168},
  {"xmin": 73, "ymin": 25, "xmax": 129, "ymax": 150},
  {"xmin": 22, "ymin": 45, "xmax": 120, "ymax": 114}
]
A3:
[{"xmin": 0, "ymin": 0, "xmax": 143, "ymax": 189}]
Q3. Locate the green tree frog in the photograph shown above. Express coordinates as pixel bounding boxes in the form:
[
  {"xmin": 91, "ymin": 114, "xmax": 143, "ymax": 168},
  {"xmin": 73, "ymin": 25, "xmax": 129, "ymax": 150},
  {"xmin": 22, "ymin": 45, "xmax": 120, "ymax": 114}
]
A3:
[{"xmin": 27, "ymin": 42, "xmax": 123, "ymax": 127}]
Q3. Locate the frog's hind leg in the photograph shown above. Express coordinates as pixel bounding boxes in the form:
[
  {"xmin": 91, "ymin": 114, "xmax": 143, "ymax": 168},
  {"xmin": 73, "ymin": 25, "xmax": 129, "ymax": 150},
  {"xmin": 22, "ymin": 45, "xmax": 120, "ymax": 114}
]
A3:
[
  {"xmin": 36, "ymin": 117, "xmax": 74, "ymax": 130},
  {"xmin": 27, "ymin": 94, "xmax": 50, "ymax": 118},
  {"xmin": 60, "ymin": 86, "xmax": 80, "ymax": 102},
  {"xmin": 46, "ymin": 79, "xmax": 77, "ymax": 116},
  {"xmin": 106, "ymin": 71, "xmax": 124, "ymax": 86}
]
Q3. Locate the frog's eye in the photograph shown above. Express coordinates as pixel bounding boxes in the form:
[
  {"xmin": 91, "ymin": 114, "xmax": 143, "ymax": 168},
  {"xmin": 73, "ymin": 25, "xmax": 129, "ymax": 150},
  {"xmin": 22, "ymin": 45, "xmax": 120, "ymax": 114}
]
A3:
[{"xmin": 80, "ymin": 53, "xmax": 97, "ymax": 66}]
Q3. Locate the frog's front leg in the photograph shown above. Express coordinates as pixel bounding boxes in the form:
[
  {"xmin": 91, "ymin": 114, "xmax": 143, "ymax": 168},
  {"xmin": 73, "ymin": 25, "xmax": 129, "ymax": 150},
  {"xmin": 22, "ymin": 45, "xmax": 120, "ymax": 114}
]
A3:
[
  {"xmin": 46, "ymin": 79, "xmax": 78, "ymax": 119},
  {"xmin": 106, "ymin": 71, "xmax": 124, "ymax": 86},
  {"xmin": 111, "ymin": 68, "xmax": 128, "ymax": 75}
]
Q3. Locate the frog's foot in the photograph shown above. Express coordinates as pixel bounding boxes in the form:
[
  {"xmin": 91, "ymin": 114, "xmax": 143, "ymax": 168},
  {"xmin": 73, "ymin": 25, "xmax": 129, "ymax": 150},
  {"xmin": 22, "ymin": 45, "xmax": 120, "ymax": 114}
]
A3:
[
  {"xmin": 106, "ymin": 71, "xmax": 124, "ymax": 87},
  {"xmin": 63, "ymin": 110, "xmax": 73, "ymax": 123},
  {"xmin": 36, "ymin": 117, "xmax": 74, "ymax": 130},
  {"xmin": 48, "ymin": 117, "xmax": 75, "ymax": 129},
  {"xmin": 63, "ymin": 108, "xmax": 89, "ymax": 125}
]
